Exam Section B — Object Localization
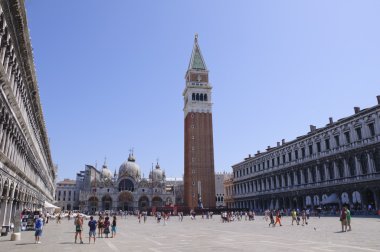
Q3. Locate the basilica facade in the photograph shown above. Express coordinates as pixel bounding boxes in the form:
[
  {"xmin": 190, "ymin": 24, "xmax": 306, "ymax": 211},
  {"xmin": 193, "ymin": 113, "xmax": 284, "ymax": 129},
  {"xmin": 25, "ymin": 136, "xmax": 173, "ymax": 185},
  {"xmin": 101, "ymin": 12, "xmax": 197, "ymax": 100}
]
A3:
[{"xmin": 72, "ymin": 154, "xmax": 181, "ymax": 213}]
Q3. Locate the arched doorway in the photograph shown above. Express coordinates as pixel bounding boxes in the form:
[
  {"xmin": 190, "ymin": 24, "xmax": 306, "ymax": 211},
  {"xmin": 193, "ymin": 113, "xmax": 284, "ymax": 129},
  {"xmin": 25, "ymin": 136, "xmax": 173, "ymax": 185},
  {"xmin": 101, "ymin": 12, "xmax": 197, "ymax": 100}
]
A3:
[
  {"xmin": 138, "ymin": 196, "xmax": 149, "ymax": 210},
  {"xmin": 118, "ymin": 191, "xmax": 133, "ymax": 211},
  {"xmin": 363, "ymin": 189, "xmax": 375, "ymax": 211},
  {"xmin": 118, "ymin": 179, "xmax": 134, "ymax": 192},
  {"xmin": 88, "ymin": 196, "xmax": 99, "ymax": 213},
  {"xmin": 151, "ymin": 196, "xmax": 163, "ymax": 207},
  {"xmin": 102, "ymin": 194, "xmax": 113, "ymax": 211}
]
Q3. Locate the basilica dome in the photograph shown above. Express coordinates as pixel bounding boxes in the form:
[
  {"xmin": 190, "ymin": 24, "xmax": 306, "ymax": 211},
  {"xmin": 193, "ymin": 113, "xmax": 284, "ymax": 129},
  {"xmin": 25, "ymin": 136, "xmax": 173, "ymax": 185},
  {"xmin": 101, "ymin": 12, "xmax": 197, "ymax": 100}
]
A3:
[
  {"xmin": 101, "ymin": 164, "xmax": 113, "ymax": 179},
  {"xmin": 118, "ymin": 154, "xmax": 141, "ymax": 180},
  {"xmin": 150, "ymin": 162, "xmax": 165, "ymax": 181}
]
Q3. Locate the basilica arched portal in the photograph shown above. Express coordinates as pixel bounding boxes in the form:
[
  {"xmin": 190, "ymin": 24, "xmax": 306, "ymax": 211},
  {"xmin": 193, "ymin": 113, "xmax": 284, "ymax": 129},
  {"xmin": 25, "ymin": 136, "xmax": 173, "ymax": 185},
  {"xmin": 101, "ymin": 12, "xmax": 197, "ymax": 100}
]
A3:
[{"xmin": 118, "ymin": 191, "xmax": 133, "ymax": 211}]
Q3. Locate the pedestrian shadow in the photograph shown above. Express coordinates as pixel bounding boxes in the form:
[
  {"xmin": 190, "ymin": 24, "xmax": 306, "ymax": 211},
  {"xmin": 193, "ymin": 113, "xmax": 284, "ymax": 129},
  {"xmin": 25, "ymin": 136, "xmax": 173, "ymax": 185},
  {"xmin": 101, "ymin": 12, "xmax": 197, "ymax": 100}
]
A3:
[
  {"xmin": 333, "ymin": 231, "xmax": 345, "ymax": 233},
  {"xmin": 15, "ymin": 242, "xmax": 36, "ymax": 245},
  {"xmin": 59, "ymin": 242, "xmax": 74, "ymax": 244}
]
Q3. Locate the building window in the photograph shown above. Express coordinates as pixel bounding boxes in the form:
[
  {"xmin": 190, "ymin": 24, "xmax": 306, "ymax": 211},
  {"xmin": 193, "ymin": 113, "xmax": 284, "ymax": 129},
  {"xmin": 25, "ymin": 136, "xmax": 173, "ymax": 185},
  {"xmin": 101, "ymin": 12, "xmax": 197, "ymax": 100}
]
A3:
[
  {"xmin": 344, "ymin": 131, "xmax": 351, "ymax": 144},
  {"xmin": 288, "ymin": 152, "xmax": 292, "ymax": 162},
  {"xmin": 267, "ymin": 160, "xmax": 270, "ymax": 168},
  {"xmin": 355, "ymin": 128, "xmax": 362, "ymax": 140},
  {"xmin": 334, "ymin": 135, "xmax": 340, "ymax": 147},
  {"xmin": 309, "ymin": 145, "xmax": 313, "ymax": 155},
  {"xmin": 295, "ymin": 150, "xmax": 298, "ymax": 159},
  {"xmin": 277, "ymin": 157, "xmax": 280, "ymax": 166},
  {"xmin": 272, "ymin": 159, "xmax": 275, "ymax": 167},
  {"xmin": 368, "ymin": 123, "xmax": 375, "ymax": 137},
  {"xmin": 301, "ymin": 148, "xmax": 305, "ymax": 158},
  {"xmin": 327, "ymin": 162, "xmax": 334, "ymax": 180},
  {"xmin": 192, "ymin": 93, "xmax": 195, "ymax": 101},
  {"xmin": 282, "ymin": 155, "xmax": 286, "ymax": 164},
  {"xmin": 325, "ymin": 139, "xmax": 330, "ymax": 150},
  {"xmin": 337, "ymin": 160, "xmax": 344, "ymax": 178},
  {"xmin": 319, "ymin": 165, "xmax": 325, "ymax": 181},
  {"xmin": 360, "ymin": 153, "xmax": 368, "ymax": 175},
  {"xmin": 303, "ymin": 169, "xmax": 308, "ymax": 183},
  {"xmin": 348, "ymin": 156, "xmax": 356, "ymax": 176},
  {"xmin": 316, "ymin": 142, "xmax": 321, "ymax": 153},
  {"xmin": 250, "ymin": 166, "xmax": 252, "ymax": 173},
  {"xmin": 254, "ymin": 165, "xmax": 257, "ymax": 172}
]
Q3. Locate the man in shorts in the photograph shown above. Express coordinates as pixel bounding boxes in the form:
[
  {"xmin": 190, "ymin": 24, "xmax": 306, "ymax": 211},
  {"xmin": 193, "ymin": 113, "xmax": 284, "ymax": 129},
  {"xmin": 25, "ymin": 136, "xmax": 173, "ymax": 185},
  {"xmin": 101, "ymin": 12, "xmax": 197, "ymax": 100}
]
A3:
[
  {"xmin": 34, "ymin": 214, "xmax": 44, "ymax": 244},
  {"xmin": 88, "ymin": 216, "xmax": 97, "ymax": 243}
]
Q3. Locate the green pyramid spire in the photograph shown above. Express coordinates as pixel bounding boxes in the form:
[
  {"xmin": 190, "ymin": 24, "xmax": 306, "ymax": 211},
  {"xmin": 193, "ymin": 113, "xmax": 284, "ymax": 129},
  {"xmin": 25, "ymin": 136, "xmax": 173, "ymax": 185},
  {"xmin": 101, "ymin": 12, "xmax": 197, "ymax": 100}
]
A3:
[{"xmin": 188, "ymin": 34, "xmax": 207, "ymax": 70}]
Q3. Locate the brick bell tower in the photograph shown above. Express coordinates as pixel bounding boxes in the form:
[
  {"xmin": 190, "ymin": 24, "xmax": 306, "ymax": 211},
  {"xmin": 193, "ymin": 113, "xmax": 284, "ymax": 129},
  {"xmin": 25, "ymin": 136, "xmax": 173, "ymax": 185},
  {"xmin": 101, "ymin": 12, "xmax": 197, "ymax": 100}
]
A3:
[{"xmin": 183, "ymin": 34, "xmax": 216, "ymax": 209}]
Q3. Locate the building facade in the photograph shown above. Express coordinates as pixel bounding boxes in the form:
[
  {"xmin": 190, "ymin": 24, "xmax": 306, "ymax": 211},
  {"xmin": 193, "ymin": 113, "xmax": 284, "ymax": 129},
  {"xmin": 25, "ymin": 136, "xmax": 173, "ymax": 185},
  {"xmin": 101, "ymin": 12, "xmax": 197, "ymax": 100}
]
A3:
[
  {"xmin": 55, "ymin": 179, "xmax": 77, "ymax": 211},
  {"xmin": 0, "ymin": 0, "xmax": 55, "ymax": 231},
  {"xmin": 73, "ymin": 154, "xmax": 181, "ymax": 213},
  {"xmin": 183, "ymin": 35, "xmax": 216, "ymax": 209},
  {"xmin": 230, "ymin": 97, "xmax": 380, "ymax": 212},
  {"xmin": 215, "ymin": 172, "xmax": 230, "ymax": 207}
]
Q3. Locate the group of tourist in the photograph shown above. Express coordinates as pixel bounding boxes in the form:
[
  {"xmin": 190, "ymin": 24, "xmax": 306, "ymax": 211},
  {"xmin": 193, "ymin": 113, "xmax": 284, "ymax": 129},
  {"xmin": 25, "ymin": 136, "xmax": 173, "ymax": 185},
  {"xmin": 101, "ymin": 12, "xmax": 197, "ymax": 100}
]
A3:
[
  {"xmin": 73, "ymin": 214, "xmax": 117, "ymax": 244},
  {"xmin": 339, "ymin": 206, "xmax": 352, "ymax": 232}
]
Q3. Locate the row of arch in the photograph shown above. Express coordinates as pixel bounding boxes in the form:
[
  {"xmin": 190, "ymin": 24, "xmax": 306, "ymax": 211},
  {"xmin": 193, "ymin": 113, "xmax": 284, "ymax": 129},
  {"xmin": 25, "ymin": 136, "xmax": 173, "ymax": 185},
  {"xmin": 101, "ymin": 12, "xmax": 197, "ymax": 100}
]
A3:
[
  {"xmin": 231, "ymin": 189, "xmax": 379, "ymax": 211},
  {"xmin": 0, "ymin": 175, "xmax": 43, "ymax": 227},
  {"xmin": 192, "ymin": 93, "xmax": 208, "ymax": 101},
  {"xmin": 86, "ymin": 193, "xmax": 173, "ymax": 211},
  {"xmin": 233, "ymin": 150, "xmax": 380, "ymax": 195}
]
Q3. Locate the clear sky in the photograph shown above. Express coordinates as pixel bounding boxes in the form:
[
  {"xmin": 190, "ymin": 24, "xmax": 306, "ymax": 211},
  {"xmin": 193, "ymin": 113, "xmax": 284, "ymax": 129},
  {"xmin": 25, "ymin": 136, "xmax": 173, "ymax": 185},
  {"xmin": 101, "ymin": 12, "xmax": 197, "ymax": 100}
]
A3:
[{"xmin": 25, "ymin": 0, "xmax": 380, "ymax": 181}]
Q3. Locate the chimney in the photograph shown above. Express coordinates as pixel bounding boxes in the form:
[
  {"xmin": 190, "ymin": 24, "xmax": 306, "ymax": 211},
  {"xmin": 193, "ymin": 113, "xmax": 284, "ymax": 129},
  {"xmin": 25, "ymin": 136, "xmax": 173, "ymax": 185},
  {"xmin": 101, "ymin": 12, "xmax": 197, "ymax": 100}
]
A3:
[
  {"xmin": 354, "ymin": 107, "xmax": 360, "ymax": 114},
  {"xmin": 277, "ymin": 142, "xmax": 280, "ymax": 147},
  {"xmin": 310, "ymin": 125, "xmax": 316, "ymax": 132},
  {"xmin": 266, "ymin": 145, "xmax": 271, "ymax": 150},
  {"xmin": 281, "ymin": 139, "xmax": 285, "ymax": 145},
  {"xmin": 329, "ymin": 117, "xmax": 333, "ymax": 124},
  {"xmin": 248, "ymin": 154, "xmax": 251, "ymax": 158},
  {"xmin": 377, "ymin": 95, "xmax": 380, "ymax": 105}
]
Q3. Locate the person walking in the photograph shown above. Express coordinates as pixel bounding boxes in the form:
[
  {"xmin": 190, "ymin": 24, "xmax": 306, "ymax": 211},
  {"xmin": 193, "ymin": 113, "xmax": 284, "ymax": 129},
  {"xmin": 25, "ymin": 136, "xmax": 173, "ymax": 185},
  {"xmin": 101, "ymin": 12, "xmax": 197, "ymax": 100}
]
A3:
[
  {"xmin": 97, "ymin": 216, "xmax": 104, "ymax": 238},
  {"xmin": 111, "ymin": 216, "xmax": 117, "ymax": 238},
  {"xmin": 88, "ymin": 216, "xmax": 97, "ymax": 244},
  {"xmin": 346, "ymin": 208, "xmax": 352, "ymax": 231},
  {"xmin": 74, "ymin": 215, "xmax": 84, "ymax": 244},
  {"xmin": 274, "ymin": 210, "xmax": 282, "ymax": 227},
  {"xmin": 269, "ymin": 211, "xmax": 275, "ymax": 227},
  {"xmin": 340, "ymin": 207, "xmax": 347, "ymax": 232},
  {"xmin": 291, "ymin": 209, "xmax": 297, "ymax": 225},
  {"xmin": 34, "ymin": 214, "xmax": 44, "ymax": 244},
  {"xmin": 103, "ymin": 216, "xmax": 110, "ymax": 238}
]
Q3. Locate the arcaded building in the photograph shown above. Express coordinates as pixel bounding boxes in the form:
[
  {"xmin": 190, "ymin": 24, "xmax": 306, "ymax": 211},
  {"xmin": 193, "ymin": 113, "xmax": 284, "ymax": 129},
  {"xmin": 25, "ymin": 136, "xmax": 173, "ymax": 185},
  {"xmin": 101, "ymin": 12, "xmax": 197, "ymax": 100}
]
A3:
[
  {"xmin": 230, "ymin": 97, "xmax": 380, "ymax": 211},
  {"xmin": 0, "ymin": 0, "xmax": 55, "ymax": 231},
  {"xmin": 183, "ymin": 35, "xmax": 216, "ymax": 209}
]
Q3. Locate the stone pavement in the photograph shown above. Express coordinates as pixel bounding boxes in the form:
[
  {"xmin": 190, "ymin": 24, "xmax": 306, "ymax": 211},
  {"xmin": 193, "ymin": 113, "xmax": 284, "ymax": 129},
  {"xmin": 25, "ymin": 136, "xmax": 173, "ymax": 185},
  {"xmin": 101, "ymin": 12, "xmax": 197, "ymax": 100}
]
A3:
[{"xmin": 0, "ymin": 215, "xmax": 379, "ymax": 252}]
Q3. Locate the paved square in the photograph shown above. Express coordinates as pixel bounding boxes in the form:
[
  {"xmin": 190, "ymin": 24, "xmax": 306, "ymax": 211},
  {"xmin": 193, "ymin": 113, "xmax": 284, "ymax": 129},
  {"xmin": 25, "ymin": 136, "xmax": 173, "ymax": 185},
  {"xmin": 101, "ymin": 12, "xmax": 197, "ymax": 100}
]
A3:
[{"xmin": 0, "ymin": 215, "xmax": 379, "ymax": 252}]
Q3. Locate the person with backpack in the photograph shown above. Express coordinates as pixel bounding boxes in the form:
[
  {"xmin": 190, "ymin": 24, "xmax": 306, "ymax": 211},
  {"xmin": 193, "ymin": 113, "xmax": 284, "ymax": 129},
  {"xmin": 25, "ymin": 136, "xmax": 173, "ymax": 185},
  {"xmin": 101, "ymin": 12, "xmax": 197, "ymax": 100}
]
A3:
[
  {"xmin": 111, "ymin": 215, "xmax": 117, "ymax": 238},
  {"xmin": 103, "ymin": 216, "xmax": 110, "ymax": 238},
  {"xmin": 34, "ymin": 214, "xmax": 44, "ymax": 244},
  {"xmin": 74, "ymin": 215, "xmax": 84, "ymax": 244},
  {"xmin": 88, "ymin": 216, "xmax": 97, "ymax": 244}
]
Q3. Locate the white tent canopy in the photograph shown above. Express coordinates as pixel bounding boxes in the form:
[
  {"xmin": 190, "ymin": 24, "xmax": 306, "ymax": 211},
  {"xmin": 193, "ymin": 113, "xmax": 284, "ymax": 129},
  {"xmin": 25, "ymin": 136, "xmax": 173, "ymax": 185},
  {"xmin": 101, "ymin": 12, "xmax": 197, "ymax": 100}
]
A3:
[
  {"xmin": 321, "ymin": 193, "xmax": 339, "ymax": 205},
  {"xmin": 44, "ymin": 201, "xmax": 60, "ymax": 209}
]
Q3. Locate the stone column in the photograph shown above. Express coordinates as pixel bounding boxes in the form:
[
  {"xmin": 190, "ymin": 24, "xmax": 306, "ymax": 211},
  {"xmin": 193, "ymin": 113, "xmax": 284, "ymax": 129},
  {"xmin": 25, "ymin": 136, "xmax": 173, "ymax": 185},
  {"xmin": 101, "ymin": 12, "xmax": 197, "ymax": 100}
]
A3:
[
  {"xmin": 343, "ymin": 158, "xmax": 349, "ymax": 178},
  {"xmin": 316, "ymin": 166, "xmax": 320, "ymax": 182},
  {"xmin": 300, "ymin": 169, "xmax": 305, "ymax": 184},
  {"xmin": 275, "ymin": 176, "xmax": 279, "ymax": 189},
  {"xmin": 270, "ymin": 177, "xmax": 274, "ymax": 190},
  {"xmin": 4, "ymin": 199, "xmax": 14, "ymax": 226},
  {"xmin": 0, "ymin": 199, "xmax": 8, "ymax": 226},
  {"xmin": 333, "ymin": 161, "xmax": 338, "ymax": 180},
  {"xmin": 355, "ymin": 155, "xmax": 361, "ymax": 176},
  {"xmin": 367, "ymin": 152, "xmax": 375, "ymax": 174}
]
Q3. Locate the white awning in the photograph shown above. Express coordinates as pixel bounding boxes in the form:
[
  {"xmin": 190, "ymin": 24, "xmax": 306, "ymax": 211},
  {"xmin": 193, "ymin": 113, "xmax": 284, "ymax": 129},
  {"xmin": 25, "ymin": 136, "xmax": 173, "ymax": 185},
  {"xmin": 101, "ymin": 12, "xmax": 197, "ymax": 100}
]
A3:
[
  {"xmin": 321, "ymin": 193, "xmax": 339, "ymax": 205},
  {"xmin": 44, "ymin": 201, "xmax": 60, "ymax": 209}
]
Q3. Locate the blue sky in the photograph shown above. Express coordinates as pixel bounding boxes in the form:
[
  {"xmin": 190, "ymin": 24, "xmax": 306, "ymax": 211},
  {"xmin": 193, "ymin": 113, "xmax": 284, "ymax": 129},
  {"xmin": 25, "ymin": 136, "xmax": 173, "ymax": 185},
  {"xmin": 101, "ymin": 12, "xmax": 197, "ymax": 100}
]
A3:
[{"xmin": 25, "ymin": 0, "xmax": 380, "ymax": 181}]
